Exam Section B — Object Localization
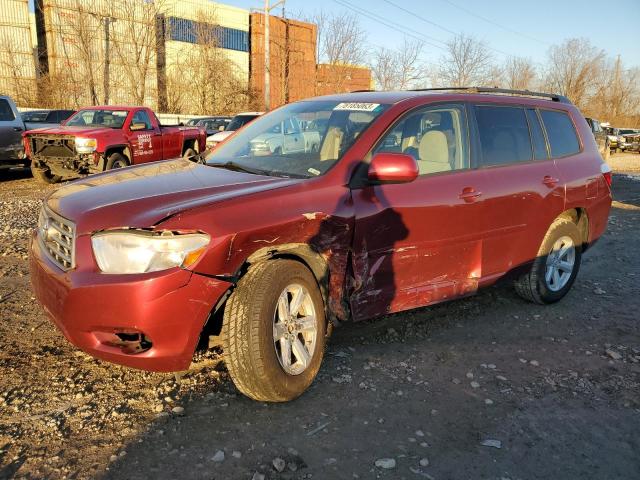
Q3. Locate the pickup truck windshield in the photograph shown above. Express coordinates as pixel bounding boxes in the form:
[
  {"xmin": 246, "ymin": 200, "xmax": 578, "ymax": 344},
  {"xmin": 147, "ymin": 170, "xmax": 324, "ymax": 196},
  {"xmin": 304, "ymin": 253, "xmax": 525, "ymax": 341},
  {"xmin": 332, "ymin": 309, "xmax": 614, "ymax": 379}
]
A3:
[
  {"xmin": 205, "ymin": 101, "xmax": 389, "ymax": 178},
  {"xmin": 66, "ymin": 109, "xmax": 129, "ymax": 129}
]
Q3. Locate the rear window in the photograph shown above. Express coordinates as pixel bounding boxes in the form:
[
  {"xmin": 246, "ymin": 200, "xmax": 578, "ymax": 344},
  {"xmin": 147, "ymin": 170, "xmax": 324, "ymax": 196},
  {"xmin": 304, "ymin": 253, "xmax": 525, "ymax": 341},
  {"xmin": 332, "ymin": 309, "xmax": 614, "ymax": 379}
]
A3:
[
  {"xmin": 475, "ymin": 106, "xmax": 533, "ymax": 166},
  {"xmin": 539, "ymin": 110, "xmax": 580, "ymax": 157},
  {"xmin": 0, "ymin": 99, "xmax": 15, "ymax": 121}
]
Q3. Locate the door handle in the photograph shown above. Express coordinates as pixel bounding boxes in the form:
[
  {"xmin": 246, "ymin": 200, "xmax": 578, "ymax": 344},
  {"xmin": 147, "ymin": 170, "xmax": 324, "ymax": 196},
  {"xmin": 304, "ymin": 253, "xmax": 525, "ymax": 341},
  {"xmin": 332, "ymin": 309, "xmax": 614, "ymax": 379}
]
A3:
[
  {"xmin": 13, "ymin": 127, "xmax": 23, "ymax": 132},
  {"xmin": 543, "ymin": 176, "xmax": 559, "ymax": 187},
  {"xmin": 459, "ymin": 187, "xmax": 482, "ymax": 203}
]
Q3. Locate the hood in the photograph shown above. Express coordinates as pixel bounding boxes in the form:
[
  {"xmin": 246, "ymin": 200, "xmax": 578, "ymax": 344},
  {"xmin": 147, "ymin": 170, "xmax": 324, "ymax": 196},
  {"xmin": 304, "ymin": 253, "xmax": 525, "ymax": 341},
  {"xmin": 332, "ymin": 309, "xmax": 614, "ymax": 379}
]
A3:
[
  {"xmin": 208, "ymin": 131, "xmax": 234, "ymax": 142},
  {"xmin": 46, "ymin": 159, "xmax": 298, "ymax": 234},
  {"xmin": 26, "ymin": 125, "xmax": 115, "ymax": 137}
]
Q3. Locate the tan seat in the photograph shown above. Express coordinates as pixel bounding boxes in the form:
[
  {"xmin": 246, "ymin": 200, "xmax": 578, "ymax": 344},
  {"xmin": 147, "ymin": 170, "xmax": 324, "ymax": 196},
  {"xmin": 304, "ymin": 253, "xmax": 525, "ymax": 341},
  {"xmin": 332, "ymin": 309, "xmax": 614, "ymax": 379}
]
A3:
[
  {"xmin": 417, "ymin": 130, "xmax": 452, "ymax": 174},
  {"xmin": 320, "ymin": 127, "xmax": 344, "ymax": 161}
]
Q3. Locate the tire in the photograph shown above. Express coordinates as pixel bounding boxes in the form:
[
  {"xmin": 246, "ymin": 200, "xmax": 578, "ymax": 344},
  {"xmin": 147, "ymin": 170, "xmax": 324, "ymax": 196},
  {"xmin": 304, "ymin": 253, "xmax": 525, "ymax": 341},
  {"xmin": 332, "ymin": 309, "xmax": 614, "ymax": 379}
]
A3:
[
  {"xmin": 105, "ymin": 152, "xmax": 129, "ymax": 170},
  {"xmin": 222, "ymin": 259, "xmax": 326, "ymax": 402},
  {"xmin": 182, "ymin": 148, "xmax": 200, "ymax": 163},
  {"xmin": 514, "ymin": 218, "xmax": 582, "ymax": 304},
  {"xmin": 30, "ymin": 162, "xmax": 61, "ymax": 184}
]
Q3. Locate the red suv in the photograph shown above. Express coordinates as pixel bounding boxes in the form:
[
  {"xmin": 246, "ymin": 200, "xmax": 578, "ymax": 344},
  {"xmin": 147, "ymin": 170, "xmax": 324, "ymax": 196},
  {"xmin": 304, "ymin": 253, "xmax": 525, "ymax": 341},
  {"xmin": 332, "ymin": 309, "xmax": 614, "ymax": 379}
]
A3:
[{"xmin": 30, "ymin": 88, "xmax": 612, "ymax": 402}]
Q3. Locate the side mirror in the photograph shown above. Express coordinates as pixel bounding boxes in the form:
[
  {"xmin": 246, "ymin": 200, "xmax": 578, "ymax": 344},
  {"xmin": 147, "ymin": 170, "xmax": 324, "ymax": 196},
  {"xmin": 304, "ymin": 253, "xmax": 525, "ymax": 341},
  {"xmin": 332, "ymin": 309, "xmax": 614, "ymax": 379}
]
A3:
[
  {"xmin": 130, "ymin": 123, "xmax": 146, "ymax": 131},
  {"xmin": 368, "ymin": 153, "xmax": 419, "ymax": 184}
]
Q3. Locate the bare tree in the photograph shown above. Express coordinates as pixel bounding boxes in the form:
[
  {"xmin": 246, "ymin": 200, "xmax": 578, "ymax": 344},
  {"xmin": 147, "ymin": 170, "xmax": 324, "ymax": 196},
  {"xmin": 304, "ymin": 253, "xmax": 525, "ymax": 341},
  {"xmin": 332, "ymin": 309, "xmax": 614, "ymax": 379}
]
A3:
[
  {"xmin": 544, "ymin": 38, "xmax": 605, "ymax": 108},
  {"xmin": 433, "ymin": 34, "xmax": 494, "ymax": 87},
  {"xmin": 0, "ymin": 33, "xmax": 37, "ymax": 106},
  {"xmin": 108, "ymin": 0, "xmax": 161, "ymax": 105},
  {"xmin": 167, "ymin": 10, "xmax": 257, "ymax": 115},
  {"xmin": 371, "ymin": 39, "xmax": 428, "ymax": 90},
  {"xmin": 503, "ymin": 56, "xmax": 536, "ymax": 90},
  {"xmin": 309, "ymin": 11, "xmax": 367, "ymax": 92}
]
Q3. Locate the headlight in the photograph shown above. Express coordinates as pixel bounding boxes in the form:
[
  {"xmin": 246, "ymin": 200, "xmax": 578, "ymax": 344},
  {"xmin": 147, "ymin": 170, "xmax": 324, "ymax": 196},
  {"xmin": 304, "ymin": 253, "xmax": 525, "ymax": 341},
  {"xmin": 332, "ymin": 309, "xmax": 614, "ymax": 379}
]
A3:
[
  {"xmin": 75, "ymin": 137, "xmax": 97, "ymax": 154},
  {"xmin": 91, "ymin": 230, "xmax": 210, "ymax": 274},
  {"xmin": 207, "ymin": 140, "xmax": 219, "ymax": 148}
]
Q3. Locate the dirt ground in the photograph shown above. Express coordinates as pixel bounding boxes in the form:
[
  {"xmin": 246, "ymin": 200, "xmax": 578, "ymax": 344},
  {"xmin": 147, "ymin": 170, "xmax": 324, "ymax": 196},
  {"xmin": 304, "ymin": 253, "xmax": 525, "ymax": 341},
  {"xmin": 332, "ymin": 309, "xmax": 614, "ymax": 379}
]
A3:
[{"xmin": 0, "ymin": 153, "xmax": 639, "ymax": 480}]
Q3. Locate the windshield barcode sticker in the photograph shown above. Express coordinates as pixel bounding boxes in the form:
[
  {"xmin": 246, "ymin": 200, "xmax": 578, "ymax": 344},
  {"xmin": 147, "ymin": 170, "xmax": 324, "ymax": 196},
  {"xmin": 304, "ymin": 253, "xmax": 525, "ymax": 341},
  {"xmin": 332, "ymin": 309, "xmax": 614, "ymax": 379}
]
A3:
[{"xmin": 334, "ymin": 102, "xmax": 380, "ymax": 112}]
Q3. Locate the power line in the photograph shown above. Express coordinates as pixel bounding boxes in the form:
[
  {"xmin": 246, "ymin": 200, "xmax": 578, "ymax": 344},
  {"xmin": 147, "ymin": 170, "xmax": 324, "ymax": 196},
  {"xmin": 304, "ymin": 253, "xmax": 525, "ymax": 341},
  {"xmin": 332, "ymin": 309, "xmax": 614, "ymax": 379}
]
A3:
[
  {"xmin": 381, "ymin": 0, "xmax": 513, "ymax": 58},
  {"xmin": 441, "ymin": 0, "xmax": 551, "ymax": 46},
  {"xmin": 331, "ymin": 0, "xmax": 447, "ymax": 52}
]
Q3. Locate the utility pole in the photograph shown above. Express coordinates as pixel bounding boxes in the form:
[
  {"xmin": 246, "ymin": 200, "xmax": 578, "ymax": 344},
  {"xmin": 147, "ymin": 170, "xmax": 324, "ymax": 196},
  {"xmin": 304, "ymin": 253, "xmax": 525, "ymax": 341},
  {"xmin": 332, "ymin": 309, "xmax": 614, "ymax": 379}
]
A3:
[
  {"xmin": 263, "ymin": 0, "xmax": 285, "ymax": 111},
  {"xmin": 103, "ymin": 16, "xmax": 115, "ymax": 105}
]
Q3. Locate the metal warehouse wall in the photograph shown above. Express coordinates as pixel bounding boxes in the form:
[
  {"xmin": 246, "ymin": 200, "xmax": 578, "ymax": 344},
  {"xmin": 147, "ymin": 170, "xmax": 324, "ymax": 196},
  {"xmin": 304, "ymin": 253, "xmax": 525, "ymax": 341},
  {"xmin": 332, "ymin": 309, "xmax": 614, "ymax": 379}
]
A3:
[
  {"xmin": 250, "ymin": 13, "xmax": 317, "ymax": 109},
  {"xmin": 162, "ymin": 0, "xmax": 249, "ymax": 81},
  {"xmin": 0, "ymin": 0, "xmax": 37, "ymax": 104}
]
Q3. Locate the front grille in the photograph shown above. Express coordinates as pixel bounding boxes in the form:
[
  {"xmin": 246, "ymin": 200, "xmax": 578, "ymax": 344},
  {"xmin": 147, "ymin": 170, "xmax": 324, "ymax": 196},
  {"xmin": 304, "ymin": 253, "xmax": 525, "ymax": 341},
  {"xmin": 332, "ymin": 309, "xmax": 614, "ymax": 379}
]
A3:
[
  {"xmin": 37, "ymin": 205, "xmax": 76, "ymax": 271},
  {"xmin": 30, "ymin": 135, "xmax": 76, "ymax": 158}
]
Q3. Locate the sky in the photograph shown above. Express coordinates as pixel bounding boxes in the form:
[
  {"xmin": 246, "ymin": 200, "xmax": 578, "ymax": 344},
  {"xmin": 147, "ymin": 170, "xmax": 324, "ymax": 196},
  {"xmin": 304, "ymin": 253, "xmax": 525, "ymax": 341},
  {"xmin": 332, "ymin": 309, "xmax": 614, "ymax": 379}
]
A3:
[{"xmin": 223, "ymin": 0, "xmax": 640, "ymax": 68}]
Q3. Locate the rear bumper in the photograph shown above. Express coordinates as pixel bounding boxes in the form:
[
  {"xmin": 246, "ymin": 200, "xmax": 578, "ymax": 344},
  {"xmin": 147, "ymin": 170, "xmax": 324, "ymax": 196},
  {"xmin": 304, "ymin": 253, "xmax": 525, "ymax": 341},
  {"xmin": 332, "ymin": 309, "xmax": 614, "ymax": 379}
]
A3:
[{"xmin": 29, "ymin": 233, "xmax": 231, "ymax": 372}]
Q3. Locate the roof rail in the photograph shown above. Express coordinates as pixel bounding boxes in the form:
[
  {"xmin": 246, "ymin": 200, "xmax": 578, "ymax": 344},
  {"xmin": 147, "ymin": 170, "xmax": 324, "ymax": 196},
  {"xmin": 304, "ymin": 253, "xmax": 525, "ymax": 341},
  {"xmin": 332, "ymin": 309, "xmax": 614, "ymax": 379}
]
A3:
[{"xmin": 410, "ymin": 87, "xmax": 571, "ymax": 103}]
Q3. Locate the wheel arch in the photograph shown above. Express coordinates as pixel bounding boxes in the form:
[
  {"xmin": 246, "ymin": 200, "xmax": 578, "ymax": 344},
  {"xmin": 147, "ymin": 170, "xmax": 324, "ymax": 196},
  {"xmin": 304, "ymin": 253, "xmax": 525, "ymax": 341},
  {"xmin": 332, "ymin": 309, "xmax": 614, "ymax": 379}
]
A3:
[
  {"xmin": 196, "ymin": 243, "xmax": 332, "ymax": 352},
  {"xmin": 103, "ymin": 145, "xmax": 132, "ymax": 169},
  {"xmin": 557, "ymin": 207, "xmax": 589, "ymax": 250}
]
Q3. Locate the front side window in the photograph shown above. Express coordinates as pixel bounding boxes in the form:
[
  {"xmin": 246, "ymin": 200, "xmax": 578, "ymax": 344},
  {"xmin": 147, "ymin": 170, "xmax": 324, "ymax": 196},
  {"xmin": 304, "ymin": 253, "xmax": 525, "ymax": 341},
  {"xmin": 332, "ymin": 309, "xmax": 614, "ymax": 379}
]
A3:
[
  {"xmin": 476, "ymin": 106, "xmax": 533, "ymax": 166},
  {"xmin": 0, "ymin": 99, "xmax": 15, "ymax": 121},
  {"xmin": 205, "ymin": 101, "xmax": 389, "ymax": 178},
  {"xmin": 132, "ymin": 110, "xmax": 152, "ymax": 130},
  {"xmin": 66, "ymin": 109, "xmax": 129, "ymax": 129},
  {"xmin": 539, "ymin": 110, "xmax": 580, "ymax": 157},
  {"xmin": 375, "ymin": 104, "xmax": 469, "ymax": 175}
]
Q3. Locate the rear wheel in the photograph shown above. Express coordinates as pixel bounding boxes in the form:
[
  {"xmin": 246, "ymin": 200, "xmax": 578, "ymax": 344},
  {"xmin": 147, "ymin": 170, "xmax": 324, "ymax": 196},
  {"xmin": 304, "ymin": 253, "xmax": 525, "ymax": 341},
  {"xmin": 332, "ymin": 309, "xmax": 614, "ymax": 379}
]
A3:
[
  {"xmin": 514, "ymin": 218, "xmax": 582, "ymax": 304},
  {"xmin": 105, "ymin": 152, "xmax": 129, "ymax": 170},
  {"xmin": 222, "ymin": 259, "xmax": 326, "ymax": 402},
  {"xmin": 30, "ymin": 161, "xmax": 61, "ymax": 184},
  {"xmin": 183, "ymin": 148, "xmax": 201, "ymax": 163}
]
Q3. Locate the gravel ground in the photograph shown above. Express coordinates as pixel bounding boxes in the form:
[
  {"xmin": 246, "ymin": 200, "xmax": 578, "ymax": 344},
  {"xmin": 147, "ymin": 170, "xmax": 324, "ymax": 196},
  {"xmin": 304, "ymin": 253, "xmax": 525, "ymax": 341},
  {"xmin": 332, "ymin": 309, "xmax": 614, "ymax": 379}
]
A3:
[{"xmin": 1, "ymin": 154, "xmax": 639, "ymax": 480}]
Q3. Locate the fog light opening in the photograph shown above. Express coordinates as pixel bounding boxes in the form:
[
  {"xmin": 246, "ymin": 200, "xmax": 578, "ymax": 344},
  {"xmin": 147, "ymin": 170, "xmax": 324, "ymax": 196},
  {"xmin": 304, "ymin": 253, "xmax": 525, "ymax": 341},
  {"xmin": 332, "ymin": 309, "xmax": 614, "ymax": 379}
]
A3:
[{"xmin": 96, "ymin": 331, "xmax": 153, "ymax": 354}]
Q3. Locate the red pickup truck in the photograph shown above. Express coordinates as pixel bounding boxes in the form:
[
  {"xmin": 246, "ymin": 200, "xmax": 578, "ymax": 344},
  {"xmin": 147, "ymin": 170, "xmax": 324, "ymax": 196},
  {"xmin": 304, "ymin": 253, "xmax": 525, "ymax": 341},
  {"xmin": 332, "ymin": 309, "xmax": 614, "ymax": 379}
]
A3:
[{"xmin": 24, "ymin": 106, "xmax": 206, "ymax": 183}]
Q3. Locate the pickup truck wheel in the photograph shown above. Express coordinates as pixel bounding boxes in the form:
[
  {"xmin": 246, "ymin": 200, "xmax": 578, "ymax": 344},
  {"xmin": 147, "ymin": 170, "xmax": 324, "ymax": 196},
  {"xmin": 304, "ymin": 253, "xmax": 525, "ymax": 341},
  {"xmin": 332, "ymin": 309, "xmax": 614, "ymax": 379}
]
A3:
[
  {"xmin": 183, "ymin": 148, "xmax": 200, "ymax": 163},
  {"xmin": 105, "ymin": 153, "xmax": 129, "ymax": 170},
  {"xmin": 222, "ymin": 259, "xmax": 326, "ymax": 402},
  {"xmin": 30, "ymin": 162, "xmax": 61, "ymax": 184},
  {"xmin": 514, "ymin": 218, "xmax": 582, "ymax": 304}
]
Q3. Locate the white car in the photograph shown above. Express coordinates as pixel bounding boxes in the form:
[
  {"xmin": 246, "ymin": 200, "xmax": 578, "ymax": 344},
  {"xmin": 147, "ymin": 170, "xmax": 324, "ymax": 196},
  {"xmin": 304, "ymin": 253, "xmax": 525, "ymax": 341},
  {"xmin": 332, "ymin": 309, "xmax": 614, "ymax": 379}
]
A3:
[
  {"xmin": 249, "ymin": 118, "xmax": 308, "ymax": 155},
  {"xmin": 206, "ymin": 112, "xmax": 263, "ymax": 149}
]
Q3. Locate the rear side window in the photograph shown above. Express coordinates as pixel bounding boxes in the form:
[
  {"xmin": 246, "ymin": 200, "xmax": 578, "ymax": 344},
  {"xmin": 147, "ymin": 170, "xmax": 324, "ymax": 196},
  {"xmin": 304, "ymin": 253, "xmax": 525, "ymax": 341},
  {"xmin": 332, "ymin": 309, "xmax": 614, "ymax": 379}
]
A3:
[
  {"xmin": 475, "ymin": 106, "xmax": 532, "ymax": 166},
  {"xmin": 539, "ymin": 110, "xmax": 580, "ymax": 157},
  {"xmin": 0, "ymin": 99, "xmax": 15, "ymax": 121},
  {"xmin": 526, "ymin": 109, "xmax": 548, "ymax": 159}
]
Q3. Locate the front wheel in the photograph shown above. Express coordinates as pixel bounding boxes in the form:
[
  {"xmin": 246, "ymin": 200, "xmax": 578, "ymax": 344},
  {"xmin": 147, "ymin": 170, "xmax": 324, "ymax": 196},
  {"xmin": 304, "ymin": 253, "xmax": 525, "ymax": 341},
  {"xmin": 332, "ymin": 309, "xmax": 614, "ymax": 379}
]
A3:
[
  {"xmin": 105, "ymin": 152, "xmax": 129, "ymax": 170},
  {"xmin": 514, "ymin": 218, "xmax": 582, "ymax": 304},
  {"xmin": 30, "ymin": 161, "xmax": 62, "ymax": 184},
  {"xmin": 222, "ymin": 259, "xmax": 326, "ymax": 402}
]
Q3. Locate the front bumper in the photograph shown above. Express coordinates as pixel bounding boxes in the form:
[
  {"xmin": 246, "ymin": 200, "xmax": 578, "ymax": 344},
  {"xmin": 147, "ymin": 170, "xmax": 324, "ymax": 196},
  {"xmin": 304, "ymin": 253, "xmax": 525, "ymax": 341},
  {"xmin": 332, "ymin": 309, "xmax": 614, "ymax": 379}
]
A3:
[{"xmin": 29, "ymin": 233, "xmax": 232, "ymax": 372}]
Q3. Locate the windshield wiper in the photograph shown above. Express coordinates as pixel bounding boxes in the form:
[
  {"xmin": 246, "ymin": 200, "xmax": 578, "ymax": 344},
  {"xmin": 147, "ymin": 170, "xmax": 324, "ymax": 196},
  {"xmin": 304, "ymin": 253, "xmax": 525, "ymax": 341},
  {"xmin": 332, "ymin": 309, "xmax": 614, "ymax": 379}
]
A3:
[{"xmin": 208, "ymin": 161, "xmax": 268, "ymax": 176}]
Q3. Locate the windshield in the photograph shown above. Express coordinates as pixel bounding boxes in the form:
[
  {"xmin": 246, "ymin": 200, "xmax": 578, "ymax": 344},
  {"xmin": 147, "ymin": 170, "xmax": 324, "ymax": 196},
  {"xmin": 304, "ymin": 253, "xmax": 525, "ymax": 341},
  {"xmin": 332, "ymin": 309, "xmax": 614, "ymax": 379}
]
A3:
[
  {"xmin": 205, "ymin": 100, "xmax": 389, "ymax": 178},
  {"xmin": 66, "ymin": 109, "xmax": 129, "ymax": 129},
  {"xmin": 227, "ymin": 115, "xmax": 259, "ymax": 131},
  {"xmin": 23, "ymin": 111, "xmax": 48, "ymax": 122},
  {"xmin": 619, "ymin": 129, "xmax": 636, "ymax": 135}
]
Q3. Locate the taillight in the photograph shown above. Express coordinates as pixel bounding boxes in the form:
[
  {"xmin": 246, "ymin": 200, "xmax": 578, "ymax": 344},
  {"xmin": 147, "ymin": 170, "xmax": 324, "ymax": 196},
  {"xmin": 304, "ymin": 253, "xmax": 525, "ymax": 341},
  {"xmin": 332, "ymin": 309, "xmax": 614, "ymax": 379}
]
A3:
[{"xmin": 601, "ymin": 163, "xmax": 612, "ymax": 187}]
